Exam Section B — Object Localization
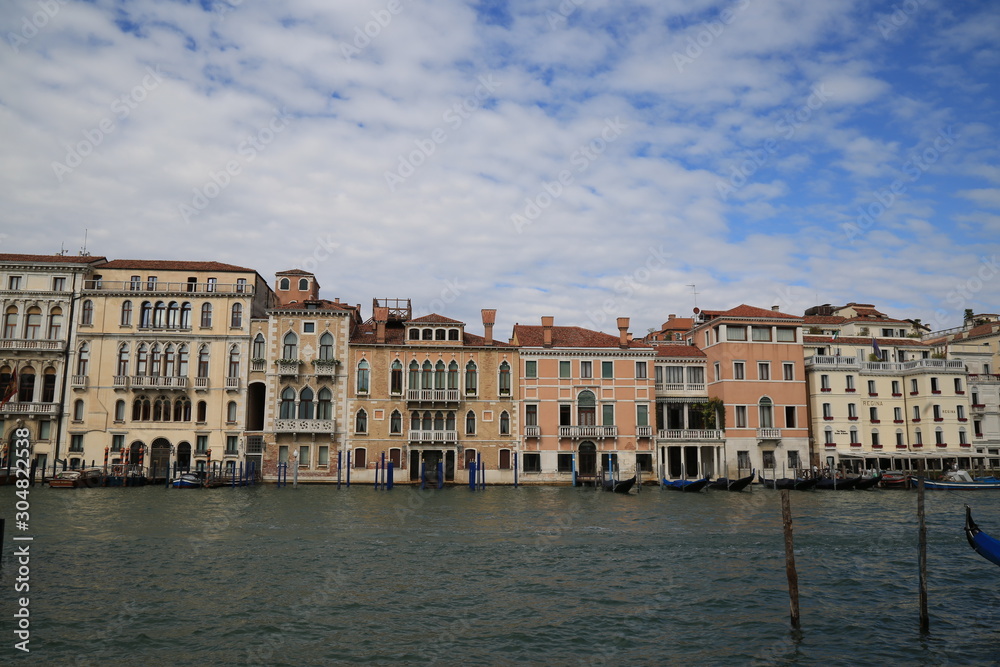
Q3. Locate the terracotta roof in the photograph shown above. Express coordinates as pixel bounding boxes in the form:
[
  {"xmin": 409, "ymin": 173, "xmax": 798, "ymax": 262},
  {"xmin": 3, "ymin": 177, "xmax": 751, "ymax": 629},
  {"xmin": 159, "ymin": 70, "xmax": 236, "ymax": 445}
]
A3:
[
  {"xmin": 842, "ymin": 315, "xmax": 910, "ymax": 325},
  {"xmin": 512, "ymin": 325, "xmax": 646, "ymax": 348},
  {"xmin": 659, "ymin": 317, "xmax": 695, "ymax": 331},
  {"xmin": 408, "ymin": 314, "xmax": 464, "ymax": 325},
  {"xmin": 803, "ymin": 315, "xmax": 846, "ymax": 325},
  {"xmin": 99, "ymin": 259, "xmax": 256, "ymax": 272},
  {"xmin": 275, "ymin": 269, "xmax": 313, "ymax": 276},
  {"xmin": 803, "ymin": 335, "xmax": 928, "ymax": 347},
  {"xmin": 654, "ymin": 344, "xmax": 706, "ymax": 358},
  {"xmin": 270, "ymin": 299, "xmax": 358, "ymax": 314},
  {"xmin": 711, "ymin": 304, "xmax": 801, "ymax": 321},
  {"xmin": 0, "ymin": 253, "xmax": 107, "ymax": 265}
]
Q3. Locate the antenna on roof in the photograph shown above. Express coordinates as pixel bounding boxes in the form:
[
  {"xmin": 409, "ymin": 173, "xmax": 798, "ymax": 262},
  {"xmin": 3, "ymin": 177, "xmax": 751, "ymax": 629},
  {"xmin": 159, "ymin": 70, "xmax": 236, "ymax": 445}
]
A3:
[
  {"xmin": 686, "ymin": 284, "xmax": 699, "ymax": 310},
  {"xmin": 57, "ymin": 242, "xmax": 67, "ymax": 256},
  {"xmin": 79, "ymin": 229, "xmax": 89, "ymax": 256}
]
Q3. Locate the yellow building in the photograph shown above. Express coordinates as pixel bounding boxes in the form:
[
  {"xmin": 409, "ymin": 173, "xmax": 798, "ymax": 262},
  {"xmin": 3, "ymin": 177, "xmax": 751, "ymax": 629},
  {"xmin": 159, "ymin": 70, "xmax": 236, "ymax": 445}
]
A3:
[{"xmin": 65, "ymin": 260, "xmax": 273, "ymax": 476}]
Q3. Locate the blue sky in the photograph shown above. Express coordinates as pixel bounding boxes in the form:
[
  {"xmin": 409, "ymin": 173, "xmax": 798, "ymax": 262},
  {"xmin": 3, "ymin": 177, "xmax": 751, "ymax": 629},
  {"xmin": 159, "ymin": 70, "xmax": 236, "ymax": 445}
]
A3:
[{"xmin": 1, "ymin": 0, "xmax": 997, "ymax": 337}]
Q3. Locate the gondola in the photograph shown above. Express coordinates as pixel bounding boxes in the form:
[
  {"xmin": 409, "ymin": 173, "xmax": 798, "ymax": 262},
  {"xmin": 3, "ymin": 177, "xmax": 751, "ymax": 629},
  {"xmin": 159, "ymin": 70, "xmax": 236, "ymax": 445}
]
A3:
[
  {"xmin": 853, "ymin": 474, "xmax": 882, "ymax": 490},
  {"xmin": 965, "ymin": 506, "xmax": 1000, "ymax": 568},
  {"xmin": 602, "ymin": 475, "xmax": 636, "ymax": 494},
  {"xmin": 663, "ymin": 477, "xmax": 709, "ymax": 492},
  {"xmin": 757, "ymin": 473, "xmax": 811, "ymax": 490},
  {"xmin": 814, "ymin": 476, "xmax": 860, "ymax": 490},
  {"xmin": 707, "ymin": 471, "xmax": 755, "ymax": 492},
  {"xmin": 793, "ymin": 477, "xmax": 819, "ymax": 491}
]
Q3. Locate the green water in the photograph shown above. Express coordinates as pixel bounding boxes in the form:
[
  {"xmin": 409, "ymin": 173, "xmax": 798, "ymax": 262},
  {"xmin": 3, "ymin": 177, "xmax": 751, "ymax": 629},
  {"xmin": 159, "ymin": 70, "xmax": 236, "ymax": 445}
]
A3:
[{"xmin": 2, "ymin": 484, "xmax": 999, "ymax": 665}]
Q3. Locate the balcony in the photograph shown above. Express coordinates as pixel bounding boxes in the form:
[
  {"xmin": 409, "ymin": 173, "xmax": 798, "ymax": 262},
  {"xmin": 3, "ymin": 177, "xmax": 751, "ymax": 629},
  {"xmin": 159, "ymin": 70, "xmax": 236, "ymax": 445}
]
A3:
[
  {"xmin": 559, "ymin": 425, "xmax": 618, "ymax": 439},
  {"xmin": 250, "ymin": 359, "xmax": 266, "ymax": 373},
  {"xmin": 113, "ymin": 375, "xmax": 129, "ymax": 389},
  {"xmin": 0, "ymin": 339, "xmax": 64, "ymax": 352},
  {"xmin": 969, "ymin": 374, "xmax": 1000, "ymax": 384},
  {"xmin": 757, "ymin": 428, "xmax": 782, "ymax": 440},
  {"xmin": 655, "ymin": 382, "xmax": 706, "ymax": 393},
  {"xmin": 83, "ymin": 279, "xmax": 254, "ymax": 295},
  {"xmin": 524, "ymin": 425, "xmax": 540, "ymax": 438},
  {"xmin": 194, "ymin": 377, "xmax": 209, "ymax": 390},
  {"xmin": 408, "ymin": 430, "xmax": 458, "ymax": 443},
  {"xmin": 276, "ymin": 361, "xmax": 301, "ymax": 377},
  {"xmin": 657, "ymin": 429, "xmax": 724, "ymax": 441},
  {"xmin": 71, "ymin": 375, "xmax": 88, "ymax": 389},
  {"xmin": 407, "ymin": 389, "xmax": 461, "ymax": 403},
  {"xmin": 636, "ymin": 426, "xmax": 653, "ymax": 438},
  {"xmin": 274, "ymin": 419, "xmax": 335, "ymax": 433},
  {"xmin": 0, "ymin": 402, "xmax": 58, "ymax": 415},
  {"xmin": 130, "ymin": 376, "xmax": 188, "ymax": 390},
  {"xmin": 312, "ymin": 360, "xmax": 339, "ymax": 376},
  {"xmin": 225, "ymin": 377, "xmax": 240, "ymax": 390}
]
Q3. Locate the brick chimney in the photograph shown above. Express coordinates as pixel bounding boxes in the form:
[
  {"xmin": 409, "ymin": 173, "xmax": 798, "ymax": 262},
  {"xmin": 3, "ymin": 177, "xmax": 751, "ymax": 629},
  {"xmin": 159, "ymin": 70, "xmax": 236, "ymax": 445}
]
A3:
[
  {"xmin": 481, "ymin": 309, "xmax": 496, "ymax": 346},
  {"xmin": 541, "ymin": 316, "xmax": 554, "ymax": 347},
  {"xmin": 374, "ymin": 306, "xmax": 388, "ymax": 344},
  {"xmin": 617, "ymin": 317, "xmax": 630, "ymax": 348}
]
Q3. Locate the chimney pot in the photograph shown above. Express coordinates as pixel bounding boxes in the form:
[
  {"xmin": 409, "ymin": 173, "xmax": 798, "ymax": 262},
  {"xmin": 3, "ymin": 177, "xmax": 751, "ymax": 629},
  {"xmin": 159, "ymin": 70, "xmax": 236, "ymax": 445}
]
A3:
[
  {"xmin": 617, "ymin": 317, "xmax": 630, "ymax": 348},
  {"xmin": 541, "ymin": 316, "xmax": 554, "ymax": 347},
  {"xmin": 482, "ymin": 309, "xmax": 496, "ymax": 345}
]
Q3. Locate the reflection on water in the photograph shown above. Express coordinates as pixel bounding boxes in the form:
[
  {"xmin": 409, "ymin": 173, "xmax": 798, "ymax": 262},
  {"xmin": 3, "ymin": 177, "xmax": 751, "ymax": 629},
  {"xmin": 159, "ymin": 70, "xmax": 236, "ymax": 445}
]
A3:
[{"xmin": 3, "ymin": 485, "xmax": 1000, "ymax": 665}]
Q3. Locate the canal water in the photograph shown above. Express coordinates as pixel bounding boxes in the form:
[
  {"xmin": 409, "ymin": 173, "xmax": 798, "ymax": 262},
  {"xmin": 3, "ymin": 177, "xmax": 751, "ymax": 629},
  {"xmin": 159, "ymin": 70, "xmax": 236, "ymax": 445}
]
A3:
[{"xmin": 3, "ymin": 483, "xmax": 1000, "ymax": 666}]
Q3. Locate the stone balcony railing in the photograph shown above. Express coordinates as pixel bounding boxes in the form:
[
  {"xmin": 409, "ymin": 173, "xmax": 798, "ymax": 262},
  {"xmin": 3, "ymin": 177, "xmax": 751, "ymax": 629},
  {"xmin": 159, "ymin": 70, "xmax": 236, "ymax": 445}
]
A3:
[
  {"xmin": 408, "ymin": 429, "xmax": 459, "ymax": 443},
  {"xmin": 250, "ymin": 360, "xmax": 266, "ymax": 373},
  {"xmin": 225, "ymin": 377, "xmax": 240, "ymax": 390},
  {"xmin": 655, "ymin": 382, "xmax": 707, "ymax": 393},
  {"xmin": 71, "ymin": 375, "xmax": 88, "ymax": 389},
  {"xmin": 407, "ymin": 389, "xmax": 461, "ymax": 403},
  {"xmin": 524, "ymin": 425, "xmax": 540, "ymax": 437},
  {"xmin": 636, "ymin": 426, "xmax": 654, "ymax": 438},
  {"xmin": 0, "ymin": 402, "xmax": 58, "ymax": 415},
  {"xmin": 312, "ymin": 360, "xmax": 340, "ymax": 376},
  {"xmin": 0, "ymin": 339, "xmax": 64, "ymax": 351},
  {"xmin": 969, "ymin": 374, "xmax": 1000, "ymax": 384},
  {"xmin": 130, "ymin": 376, "xmax": 188, "ymax": 389},
  {"xmin": 559, "ymin": 425, "xmax": 618, "ymax": 438},
  {"xmin": 276, "ymin": 361, "xmax": 301, "ymax": 376},
  {"xmin": 757, "ymin": 428, "xmax": 782, "ymax": 440},
  {"xmin": 274, "ymin": 419, "xmax": 335, "ymax": 433},
  {"xmin": 657, "ymin": 429, "xmax": 724, "ymax": 440},
  {"xmin": 84, "ymin": 279, "xmax": 254, "ymax": 295},
  {"xmin": 806, "ymin": 356, "xmax": 965, "ymax": 373}
]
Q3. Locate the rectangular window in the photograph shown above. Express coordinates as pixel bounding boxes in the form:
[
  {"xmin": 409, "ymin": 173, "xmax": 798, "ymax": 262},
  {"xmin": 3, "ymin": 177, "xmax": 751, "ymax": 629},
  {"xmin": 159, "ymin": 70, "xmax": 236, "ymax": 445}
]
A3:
[
  {"xmin": 207, "ymin": 277, "xmax": 217, "ymax": 292},
  {"xmin": 664, "ymin": 366, "xmax": 684, "ymax": 385},
  {"xmin": 559, "ymin": 404, "xmax": 571, "ymax": 426},
  {"xmin": 196, "ymin": 435, "xmax": 208, "ymax": 453},
  {"xmin": 727, "ymin": 326, "xmax": 747, "ymax": 341},
  {"xmin": 226, "ymin": 435, "xmax": 238, "ymax": 454},
  {"xmin": 302, "ymin": 322, "xmax": 315, "ymax": 333},
  {"xmin": 523, "ymin": 453, "xmax": 541, "ymax": 473},
  {"xmin": 896, "ymin": 432, "xmax": 904, "ymax": 448},
  {"xmin": 733, "ymin": 362, "xmax": 745, "ymax": 380},
  {"xmin": 636, "ymin": 453, "xmax": 653, "ymax": 473},
  {"xmin": 868, "ymin": 380, "xmax": 877, "ymax": 395},
  {"xmin": 526, "ymin": 404, "xmax": 538, "ymax": 426},
  {"xmin": 601, "ymin": 361, "xmax": 613, "ymax": 379},
  {"xmin": 870, "ymin": 407, "xmax": 879, "ymax": 421},
  {"xmin": 735, "ymin": 405, "xmax": 747, "ymax": 428},
  {"xmin": 686, "ymin": 366, "xmax": 704, "ymax": 385},
  {"xmin": 954, "ymin": 378, "xmax": 963, "ymax": 393},
  {"xmin": 318, "ymin": 446, "xmax": 329, "ymax": 466},
  {"xmin": 821, "ymin": 374, "xmax": 830, "ymax": 390},
  {"xmin": 762, "ymin": 451, "xmax": 775, "ymax": 469},
  {"xmin": 894, "ymin": 407, "xmax": 903, "ymax": 422},
  {"xmin": 848, "ymin": 403, "xmax": 857, "ymax": 419},
  {"xmin": 737, "ymin": 451, "xmax": 751, "ymax": 470},
  {"xmin": 959, "ymin": 430, "xmax": 968, "ymax": 445},
  {"xmin": 557, "ymin": 453, "xmax": 573, "ymax": 473},
  {"xmin": 757, "ymin": 362, "xmax": 770, "ymax": 380},
  {"xmin": 52, "ymin": 277, "xmax": 66, "ymax": 291},
  {"xmin": 871, "ymin": 432, "xmax": 880, "ymax": 448},
  {"xmin": 559, "ymin": 361, "xmax": 571, "ymax": 378},
  {"xmin": 823, "ymin": 403, "xmax": 832, "ymax": 419},
  {"xmin": 112, "ymin": 434, "xmax": 124, "ymax": 452},
  {"xmin": 930, "ymin": 377, "xmax": 939, "ymax": 393},
  {"xmin": 525, "ymin": 360, "xmax": 537, "ymax": 378},
  {"xmin": 70, "ymin": 434, "xmax": 84, "ymax": 453},
  {"xmin": 236, "ymin": 278, "xmax": 247, "ymax": 293},
  {"xmin": 8, "ymin": 276, "xmax": 21, "ymax": 290},
  {"xmin": 713, "ymin": 363, "xmax": 720, "ymax": 382},
  {"xmin": 580, "ymin": 361, "xmax": 592, "ymax": 378},
  {"xmin": 957, "ymin": 405, "xmax": 966, "ymax": 420},
  {"xmin": 602, "ymin": 405, "xmax": 614, "ymax": 425},
  {"xmin": 911, "ymin": 379, "xmax": 919, "ymax": 394},
  {"xmin": 499, "ymin": 449, "xmax": 512, "ymax": 470},
  {"xmin": 38, "ymin": 420, "xmax": 51, "ymax": 440},
  {"xmin": 913, "ymin": 406, "xmax": 921, "ymax": 420},
  {"xmin": 787, "ymin": 450, "xmax": 800, "ymax": 469},
  {"xmin": 636, "ymin": 404, "xmax": 648, "ymax": 427},
  {"xmin": 147, "ymin": 276, "xmax": 157, "ymax": 290},
  {"xmin": 846, "ymin": 375, "xmax": 855, "ymax": 391},
  {"xmin": 776, "ymin": 327, "xmax": 796, "ymax": 342},
  {"xmin": 783, "ymin": 363, "xmax": 795, "ymax": 381},
  {"xmin": 784, "ymin": 406, "xmax": 796, "ymax": 428},
  {"xmin": 635, "ymin": 361, "xmax": 647, "ymax": 379},
  {"xmin": 892, "ymin": 380, "xmax": 901, "ymax": 395},
  {"xmin": 278, "ymin": 445, "xmax": 288, "ymax": 463},
  {"xmin": 752, "ymin": 326, "xmax": 771, "ymax": 341}
]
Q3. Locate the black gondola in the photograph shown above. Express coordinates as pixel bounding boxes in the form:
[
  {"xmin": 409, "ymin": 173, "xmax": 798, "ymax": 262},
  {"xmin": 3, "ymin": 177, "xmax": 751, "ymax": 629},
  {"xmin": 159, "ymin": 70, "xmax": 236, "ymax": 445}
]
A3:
[
  {"xmin": 758, "ymin": 473, "xmax": 816, "ymax": 490},
  {"xmin": 603, "ymin": 475, "xmax": 636, "ymax": 493},
  {"xmin": 814, "ymin": 476, "xmax": 861, "ymax": 490},
  {"xmin": 707, "ymin": 470, "xmax": 755, "ymax": 491},
  {"xmin": 663, "ymin": 477, "xmax": 709, "ymax": 492},
  {"xmin": 853, "ymin": 474, "xmax": 882, "ymax": 490}
]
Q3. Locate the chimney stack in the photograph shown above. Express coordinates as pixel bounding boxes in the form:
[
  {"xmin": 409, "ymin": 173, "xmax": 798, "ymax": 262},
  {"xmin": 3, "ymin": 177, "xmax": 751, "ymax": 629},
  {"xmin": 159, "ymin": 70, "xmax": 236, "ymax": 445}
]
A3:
[
  {"xmin": 374, "ymin": 306, "xmax": 388, "ymax": 344},
  {"xmin": 617, "ymin": 317, "xmax": 630, "ymax": 348},
  {"xmin": 772, "ymin": 305, "xmax": 780, "ymax": 311},
  {"xmin": 481, "ymin": 309, "xmax": 496, "ymax": 346},
  {"xmin": 541, "ymin": 316, "xmax": 554, "ymax": 347}
]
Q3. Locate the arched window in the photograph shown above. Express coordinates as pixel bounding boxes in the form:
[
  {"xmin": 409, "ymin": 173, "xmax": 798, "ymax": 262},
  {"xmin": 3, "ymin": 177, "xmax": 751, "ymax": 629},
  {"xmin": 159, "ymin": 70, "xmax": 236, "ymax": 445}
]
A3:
[
  {"xmin": 200, "ymin": 303, "xmax": 212, "ymax": 327},
  {"xmin": 133, "ymin": 396, "xmax": 151, "ymax": 421},
  {"xmin": 390, "ymin": 360, "xmax": 403, "ymax": 394},
  {"xmin": 252, "ymin": 333, "xmax": 265, "ymax": 359},
  {"xmin": 578, "ymin": 390, "xmax": 596, "ymax": 425},
  {"xmin": 76, "ymin": 342, "xmax": 89, "ymax": 375},
  {"xmin": 353, "ymin": 447, "xmax": 367, "ymax": 468},
  {"xmin": 465, "ymin": 410, "xmax": 476, "ymax": 435},
  {"xmin": 298, "ymin": 387, "xmax": 314, "ymax": 419},
  {"xmin": 447, "ymin": 361, "xmax": 459, "ymax": 390},
  {"xmin": 136, "ymin": 343, "xmax": 148, "ymax": 376},
  {"xmin": 228, "ymin": 345, "xmax": 240, "ymax": 378},
  {"xmin": 117, "ymin": 344, "xmax": 129, "ymax": 376},
  {"xmin": 824, "ymin": 426, "xmax": 834, "ymax": 445},
  {"xmin": 230, "ymin": 303, "xmax": 243, "ymax": 328},
  {"xmin": 227, "ymin": 400, "xmax": 237, "ymax": 423},
  {"xmin": 408, "ymin": 360, "xmax": 420, "ymax": 390},
  {"xmin": 177, "ymin": 345, "xmax": 189, "ymax": 377},
  {"xmin": 447, "ymin": 411, "xmax": 456, "ymax": 431},
  {"xmin": 163, "ymin": 344, "xmax": 175, "ymax": 377},
  {"xmin": 167, "ymin": 301, "xmax": 180, "ymax": 328},
  {"xmin": 197, "ymin": 345, "xmax": 210, "ymax": 377},
  {"xmin": 422, "ymin": 411, "xmax": 432, "ymax": 431},
  {"xmin": 17, "ymin": 366, "xmax": 35, "ymax": 402},
  {"xmin": 47, "ymin": 307, "xmax": 63, "ymax": 339},
  {"xmin": 115, "ymin": 399, "xmax": 125, "ymax": 422},
  {"xmin": 24, "ymin": 307, "xmax": 41, "ymax": 339},
  {"xmin": 317, "ymin": 387, "xmax": 332, "ymax": 419},
  {"xmin": 434, "ymin": 410, "xmax": 445, "ymax": 431},
  {"xmin": 196, "ymin": 400, "xmax": 207, "ymax": 422},
  {"xmin": 421, "ymin": 360, "xmax": 433, "ymax": 389},
  {"xmin": 448, "ymin": 329, "xmax": 459, "ymax": 341},
  {"xmin": 355, "ymin": 409, "xmax": 368, "ymax": 433},
  {"xmin": 120, "ymin": 300, "xmax": 133, "ymax": 326},
  {"xmin": 298, "ymin": 278, "xmax": 309, "ymax": 290},
  {"xmin": 279, "ymin": 387, "xmax": 295, "ymax": 419},
  {"xmin": 409, "ymin": 329, "xmax": 420, "ymax": 340},
  {"xmin": 319, "ymin": 333, "xmax": 334, "ymax": 360},
  {"xmin": 73, "ymin": 399, "xmax": 84, "ymax": 421},
  {"xmin": 356, "ymin": 360, "xmax": 370, "ymax": 394},
  {"xmin": 500, "ymin": 410, "xmax": 510, "ymax": 435},
  {"xmin": 499, "ymin": 361, "xmax": 511, "ymax": 396},
  {"xmin": 390, "ymin": 410, "xmax": 402, "ymax": 434},
  {"xmin": 758, "ymin": 397, "xmax": 774, "ymax": 429},
  {"xmin": 435, "ymin": 329, "xmax": 446, "ymax": 341},
  {"xmin": 180, "ymin": 302, "xmax": 192, "ymax": 328},
  {"xmin": 149, "ymin": 344, "xmax": 162, "ymax": 377},
  {"xmin": 278, "ymin": 277, "xmax": 290, "ymax": 290},
  {"xmin": 411, "ymin": 412, "xmax": 421, "ymax": 430},
  {"xmin": 41, "ymin": 367, "xmax": 56, "ymax": 402},
  {"xmin": 422, "ymin": 328, "xmax": 433, "ymax": 341},
  {"xmin": 153, "ymin": 396, "xmax": 170, "ymax": 421},
  {"xmin": 139, "ymin": 301, "xmax": 152, "ymax": 328},
  {"xmin": 80, "ymin": 299, "xmax": 93, "ymax": 325},
  {"xmin": 3, "ymin": 306, "xmax": 18, "ymax": 338},
  {"xmin": 465, "ymin": 361, "xmax": 478, "ymax": 395},
  {"xmin": 153, "ymin": 301, "xmax": 166, "ymax": 328},
  {"xmin": 174, "ymin": 397, "xmax": 191, "ymax": 421},
  {"xmin": 282, "ymin": 332, "xmax": 297, "ymax": 359},
  {"xmin": 435, "ymin": 360, "xmax": 446, "ymax": 390}
]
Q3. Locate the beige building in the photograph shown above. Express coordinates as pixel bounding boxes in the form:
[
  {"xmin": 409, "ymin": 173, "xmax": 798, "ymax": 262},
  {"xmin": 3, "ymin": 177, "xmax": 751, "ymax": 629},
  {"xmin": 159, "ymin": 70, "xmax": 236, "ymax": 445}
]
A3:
[
  {"xmin": 65, "ymin": 260, "xmax": 273, "ymax": 475},
  {"xmin": 0, "ymin": 253, "xmax": 107, "ymax": 473},
  {"xmin": 346, "ymin": 304, "xmax": 518, "ymax": 485}
]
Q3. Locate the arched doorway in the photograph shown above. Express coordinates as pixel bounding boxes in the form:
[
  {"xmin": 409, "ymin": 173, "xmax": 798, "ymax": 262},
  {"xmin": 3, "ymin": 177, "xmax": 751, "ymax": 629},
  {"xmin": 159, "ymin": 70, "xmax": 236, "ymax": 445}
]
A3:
[
  {"xmin": 151, "ymin": 438, "xmax": 171, "ymax": 477},
  {"xmin": 177, "ymin": 441, "xmax": 192, "ymax": 470},
  {"xmin": 128, "ymin": 441, "xmax": 144, "ymax": 465},
  {"xmin": 578, "ymin": 441, "xmax": 597, "ymax": 476},
  {"xmin": 246, "ymin": 381, "xmax": 266, "ymax": 431}
]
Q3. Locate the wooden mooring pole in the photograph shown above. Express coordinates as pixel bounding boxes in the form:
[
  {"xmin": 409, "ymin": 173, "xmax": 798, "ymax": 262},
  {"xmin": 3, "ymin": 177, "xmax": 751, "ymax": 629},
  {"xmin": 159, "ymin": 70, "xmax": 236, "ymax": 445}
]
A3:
[
  {"xmin": 917, "ymin": 476, "xmax": 929, "ymax": 634},
  {"xmin": 781, "ymin": 489, "xmax": 801, "ymax": 630}
]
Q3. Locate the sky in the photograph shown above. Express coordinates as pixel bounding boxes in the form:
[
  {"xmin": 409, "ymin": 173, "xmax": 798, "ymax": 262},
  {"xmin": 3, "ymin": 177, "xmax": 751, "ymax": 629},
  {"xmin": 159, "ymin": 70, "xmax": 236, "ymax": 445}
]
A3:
[{"xmin": 1, "ymin": 0, "xmax": 998, "ymax": 339}]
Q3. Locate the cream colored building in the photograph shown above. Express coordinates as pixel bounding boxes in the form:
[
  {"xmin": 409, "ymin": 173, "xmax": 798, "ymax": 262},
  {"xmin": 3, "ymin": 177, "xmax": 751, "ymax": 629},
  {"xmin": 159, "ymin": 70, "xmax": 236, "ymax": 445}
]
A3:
[{"xmin": 64, "ymin": 260, "xmax": 273, "ymax": 475}]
